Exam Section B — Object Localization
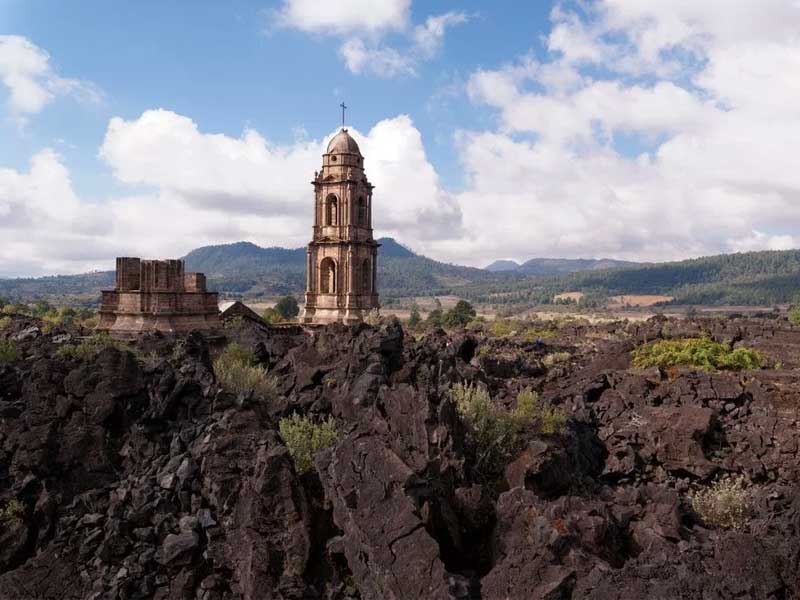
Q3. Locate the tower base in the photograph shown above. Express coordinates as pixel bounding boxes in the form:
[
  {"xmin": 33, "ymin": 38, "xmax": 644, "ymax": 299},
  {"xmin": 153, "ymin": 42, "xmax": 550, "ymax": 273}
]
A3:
[{"xmin": 302, "ymin": 293, "xmax": 379, "ymax": 325}]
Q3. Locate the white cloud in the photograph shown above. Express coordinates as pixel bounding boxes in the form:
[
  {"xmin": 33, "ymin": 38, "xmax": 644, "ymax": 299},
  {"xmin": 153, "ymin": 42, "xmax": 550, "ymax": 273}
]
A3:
[
  {"xmin": 5, "ymin": 1, "xmax": 800, "ymax": 276},
  {"xmin": 339, "ymin": 38, "xmax": 415, "ymax": 78},
  {"xmin": 445, "ymin": 0, "xmax": 800, "ymax": 266},
  {"xmin": 339, "ymin": 11, "xmax": 468, "ymax": 77},
  {"xmin": 275, "ymin": 0, "xmax": 410, "ymax": 34},
  {"xmin": 0, "ymin": 110, "xmax": 460, "ymax": 276},
  {"xmin": 413, "ymin": 12, "xmax": 469, "ymax": 58},
  {"xmin": 273, "ymin": 0, "xmax": 466, "ymax": 77},
  {"xmin": 0, "ymin": 35, "xmax": 101, "ymax": 125}
]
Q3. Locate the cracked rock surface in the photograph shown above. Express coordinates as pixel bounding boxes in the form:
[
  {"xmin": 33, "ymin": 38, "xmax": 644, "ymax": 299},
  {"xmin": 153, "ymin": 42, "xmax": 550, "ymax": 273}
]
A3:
[{"xmin": 0, "ymin": 313, "xmax": 799, "ymax": 599}]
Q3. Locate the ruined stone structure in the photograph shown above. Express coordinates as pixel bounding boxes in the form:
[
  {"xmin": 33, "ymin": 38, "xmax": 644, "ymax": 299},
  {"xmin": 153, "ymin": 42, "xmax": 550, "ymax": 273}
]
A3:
[
  {"xmin": 98, "ymin": 257, "xmax": 220, "ymax": 336},
  {"xmin": 302, "ymin": 128, "xmax": 380, "ymax": 324}
]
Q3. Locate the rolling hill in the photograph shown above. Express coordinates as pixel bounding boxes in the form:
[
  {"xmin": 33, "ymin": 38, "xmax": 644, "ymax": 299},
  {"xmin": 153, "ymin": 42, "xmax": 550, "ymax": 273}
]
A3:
[{"xmin": 2, "ymin": 241, "xmax": 800, "ymax": 307}]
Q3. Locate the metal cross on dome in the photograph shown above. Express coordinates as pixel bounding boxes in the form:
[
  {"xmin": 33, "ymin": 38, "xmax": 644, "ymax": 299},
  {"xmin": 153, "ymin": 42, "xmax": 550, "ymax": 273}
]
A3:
[{"xmin": 340, "ymin": 102, "xmax": 347, "ymax": 128}]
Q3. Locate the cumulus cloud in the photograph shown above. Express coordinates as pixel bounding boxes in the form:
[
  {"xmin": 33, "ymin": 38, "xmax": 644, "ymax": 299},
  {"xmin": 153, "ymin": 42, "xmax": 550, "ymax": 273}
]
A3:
[
  {"xmin": 274, "ymin": 0, "xmax": 410, "ymax": 34},
  {"xmin": 0, "ymin": 35, "xmax": 101, "ymax": 125},
  {"xmin": 0, "ymin": 110, "xmax": 461, "ymax": 276},
  {"xmin": 273, "ymin": 0, "xmax": 466, "ymax": 77},
  {"xmin": 449, "ymin": 0, "xmax": 800, "ymax": 265}
]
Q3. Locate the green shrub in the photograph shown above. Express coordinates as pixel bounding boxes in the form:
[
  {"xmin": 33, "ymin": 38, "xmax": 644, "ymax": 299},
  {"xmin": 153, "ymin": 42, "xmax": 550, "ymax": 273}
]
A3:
[
  {"xmin": 539, "ymin": 405, "xmax": 568, "ymax": 434},
  {"xmin": 407, "ymin": 305, "xmax": 421, "ymax": 330},
  {"xmin": 279, "ymin": 414, "xmax": 339, "ymax": 474},
  {"xmin": 275, "ymin": 295, "xmax": 300, "ymax": 320},
  {"xmin": 443, "ymin": 300, "xmax": 477, "ymax": 329},
  {"xmin": 425, "ymin": 308, "xmax": 443, "ymax": 329},
  {"xmin": 56, "ymin": 332, "xmax": 128, "ymax": 361},
  {"xmin": 213, "ymin": 343, "xmax": 276, "ymax": 399},
  {"xmin": 2, "ymin": 303, "xmax": 29, "ymax": 316},
  {"xmin": 0, "ymin": 317, "xmax": 11, "ymax": 331},
  {"xmin": 488, "ymin": 319, "xmax": 517, "ymax": 337},
  {"xmin": 0, "ymin": 499, "xmax": 24, "ymax": 528},
  {"xmin": 523, "ymin": 328, "xmax": 557, "ymax": 342},
  {"xmin": 219, "ymin": 342, "xmax": 257, "ymax": 366},
  {"xmin": 262, "ymin": 307, "xmax": 282, "ymax": 324},
  {"xmin": 0, "ymin": 339, "xmax": 19, "ymax": 364},
  {"xmin": 789, "ymin": 306, "xmax": 800, "ymax": 326},
  {"xmin": 80, "ymin": 315, "xmax": 100, "ymax": 330},
  {"xmin": 631, "ymin": 337, "xmax": 763, "ymax": 371},
  {"xmin": 543, "ymin": 352, "xmax": 571, "ymax": 367},
  {"xmin": 451, "ymin": 383, "xmax": 566, "ymax": 482},
  {"xmin": 691, "ymin": 475, "xmax": 750, "ymax": 529},
  {"xmin": 514, "ymin": 388, "xmax": 538, "ymax": 421}
]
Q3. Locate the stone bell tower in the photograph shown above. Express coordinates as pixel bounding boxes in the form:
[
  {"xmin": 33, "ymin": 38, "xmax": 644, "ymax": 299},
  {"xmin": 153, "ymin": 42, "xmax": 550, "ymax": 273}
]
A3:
[{"xmin": 301, "ymin": 125, "xmax": 380, "ymax": 324}]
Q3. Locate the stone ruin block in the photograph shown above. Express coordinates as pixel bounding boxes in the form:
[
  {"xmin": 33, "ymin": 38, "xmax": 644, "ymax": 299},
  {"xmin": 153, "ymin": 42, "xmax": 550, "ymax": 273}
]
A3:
[{"xmin": 97, "ymin": 257, "xmax": 220, "ymax": 337}]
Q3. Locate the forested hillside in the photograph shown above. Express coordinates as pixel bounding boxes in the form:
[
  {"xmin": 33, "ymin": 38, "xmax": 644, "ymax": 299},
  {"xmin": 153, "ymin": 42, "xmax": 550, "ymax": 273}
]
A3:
[{"xmin": 2, "ymin": 242, "xmax": 799, "ymax": 307}]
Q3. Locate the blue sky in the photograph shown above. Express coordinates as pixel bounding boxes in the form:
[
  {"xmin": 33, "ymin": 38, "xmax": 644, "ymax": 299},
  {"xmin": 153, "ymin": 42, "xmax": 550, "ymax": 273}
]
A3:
[
  {"xmin": 1, "ymin": 1, "xmax": 799, "ymax": 276},
  {"xmin": 0, "ymin": 0, "xmax": 552, "ymax": 194}
]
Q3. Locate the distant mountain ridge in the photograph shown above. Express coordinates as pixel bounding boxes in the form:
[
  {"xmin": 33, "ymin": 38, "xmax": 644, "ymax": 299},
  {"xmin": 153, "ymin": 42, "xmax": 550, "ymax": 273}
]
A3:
[
  {"xmin": 486, "ymin": 257, "xmax": 641, "ymax": 275},
  {"xmin": 2, "ymin": 240, "xmax": 800, "ymax": 306}
]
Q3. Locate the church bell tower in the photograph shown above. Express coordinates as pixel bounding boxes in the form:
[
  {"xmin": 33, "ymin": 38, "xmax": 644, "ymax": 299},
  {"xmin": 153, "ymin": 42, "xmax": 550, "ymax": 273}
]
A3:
[{"xmin": 302, "ymin": 119, "xmax": 380, "ymax": 324}]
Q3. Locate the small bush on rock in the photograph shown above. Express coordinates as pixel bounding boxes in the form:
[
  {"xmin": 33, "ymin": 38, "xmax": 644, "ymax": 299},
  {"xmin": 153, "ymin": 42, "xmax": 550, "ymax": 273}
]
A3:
[
  {"xmin": 631, "ymin": 337, "xmax": 763, "ymax": 372},
  {"xmin": 0, "ymin": 339, "xmax": 19, "ymax": 364},
  {"xmin": 0, "ymin": 316, "xmax": 11, "ymax": 330},
  {"xmin": 262, "ymin": 307, "xmax": 281, "ymax": 324},
  {"xmin": 789, "ymin": 306, "xmax": 800, "ymax": 326},
  {"xmin": 0, "ymin": 499, "xmax": 24, "ymax": 529},
  {"xmin": 213, "ymin": 343, "xmax": 276, "ymax": 400},
  {"xmin": 279, "ymin": 414, "xmax": 339, "ymax": 474},
  {"xmin": 56, "ymin": 332, "xmax": 128, "ymax": 361},
  {"xmin": 523, "ymin": 328, "xmax": 557, "ymax": 343},
  {"xmin": 691, "ymin": 475, "xmax": 750, "ymax": 529},
  {"xmin": 488, "ymin": 320, "xmax": 516, "ymax": 337},
  {"xmin": 539, "ymin": 405, "xmax": 568, "ymax": 434},
  {"xmin": 452, "ymin": 383, "xmax": 567, "ymax": 482},
  {"xmin": 543, "ymin": 352, "xmax": 570, "ymax": 367}
]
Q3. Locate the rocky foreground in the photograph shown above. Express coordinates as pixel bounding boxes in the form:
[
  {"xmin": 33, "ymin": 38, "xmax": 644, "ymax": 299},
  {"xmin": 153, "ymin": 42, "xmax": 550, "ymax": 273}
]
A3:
[{"xmin": 0, "ymin": 314, "xmax": 799, "ymax": 600}]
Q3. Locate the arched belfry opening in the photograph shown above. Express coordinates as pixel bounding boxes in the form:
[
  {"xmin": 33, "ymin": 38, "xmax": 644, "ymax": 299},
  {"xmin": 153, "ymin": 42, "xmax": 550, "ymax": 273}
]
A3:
[
  {"xmin": 361, "ymin": 258, "xmax": 371, "ymax": 294},
  {"xmin": 320, "ymin": 258, "xmax": 336, "ymax": 294},
  {"xmin": 302, "ymin": 115, "xmax": 380, "ymax": 325},
  {"xmin": 326, "ymin": 195, "xmax": 338, "ymax": 226}
]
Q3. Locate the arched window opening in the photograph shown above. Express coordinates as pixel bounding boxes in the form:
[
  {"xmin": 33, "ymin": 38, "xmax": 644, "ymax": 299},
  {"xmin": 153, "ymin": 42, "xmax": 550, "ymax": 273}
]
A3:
[
  {"xmin": 320, "ymin": 258, "xmax": 336, "ymax": 294},
  {"xmin": 361, "ymin": 259, "xmax": 371, "ymax": 294},
  {"xmin": 358, "ymin": 197, "xmax": 367, "ymax": 226},
  {"xmin": 326, "ymin": 195, "xmax": 338, "ymax": 226}
]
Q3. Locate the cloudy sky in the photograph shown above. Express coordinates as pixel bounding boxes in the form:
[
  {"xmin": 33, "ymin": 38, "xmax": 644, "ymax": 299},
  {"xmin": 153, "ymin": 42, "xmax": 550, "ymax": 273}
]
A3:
[{"xmin": 1, "ymin": 0, "xmax": 800, "ymax": 277}]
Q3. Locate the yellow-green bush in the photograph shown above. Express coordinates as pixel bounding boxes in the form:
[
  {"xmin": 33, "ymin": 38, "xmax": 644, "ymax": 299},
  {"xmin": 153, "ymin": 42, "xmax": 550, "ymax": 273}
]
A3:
[
  {"xmin": 80, "ymin": 315, "xmax": 100, "ymax": 330},
  {"xmin": 56, "ymin": 333, "xmax": 128, "ymax": 361},
  {"xmin": 488, "ymin": 319, "xmax": 517, "ymax": 337},
  {"xmin": 0, "ymin": 339, "xmax": 19, "ymax": 364},
  {"xmin": 213, "ymin": 343, "xmax": 276, "ymax": 399},
  {"xmin": 543, "ymin": 352, "xmax": 571, "ymax": 367},
  {"xmin": 631, "ymin": 337, "xmax": 763, "ymax": 371},
  {"xmin": 523, "ymin": 328, "xmax": 557, "ymax": 342},
  {"xmin": 262, "ymin": 308, "xmax": 281, "ymax": 324},
  {"xmin": 789, "ymin": 306, "xmax": 800, "ymax": 326},
  {"xmin": 279, "ymin": 414, "xmax": 339, "ymax": 474},
  {"xmin": 0, "ymin": 316, "xmax": 11, "ymax": 331},
  {"xmin": 0, "ymin": 499, "xmax": 24, "ymax": 529},
  {"xmin": 691, "ymin": 475, "xmax": 750, "ymax": 529},
  {"xmin": 451, "ymin": 383, "xmax": 567, "ymax": 482},
  {"xmin": 539, "ymin": 405, "xmax": 568, "ymax": 434}
]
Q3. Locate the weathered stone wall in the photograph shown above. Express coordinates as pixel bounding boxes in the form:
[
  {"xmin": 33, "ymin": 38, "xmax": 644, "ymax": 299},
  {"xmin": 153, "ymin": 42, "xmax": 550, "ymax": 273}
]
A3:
[{"xmin": 98, "ymin": 258, "xmax": 219, "ymax": 336}]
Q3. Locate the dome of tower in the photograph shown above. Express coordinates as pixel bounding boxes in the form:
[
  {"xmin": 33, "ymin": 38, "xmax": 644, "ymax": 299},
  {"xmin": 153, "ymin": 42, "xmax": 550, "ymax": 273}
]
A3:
[{"xmin": 327, "ymin": 129, "xmax": 361, "ymax": 155}]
